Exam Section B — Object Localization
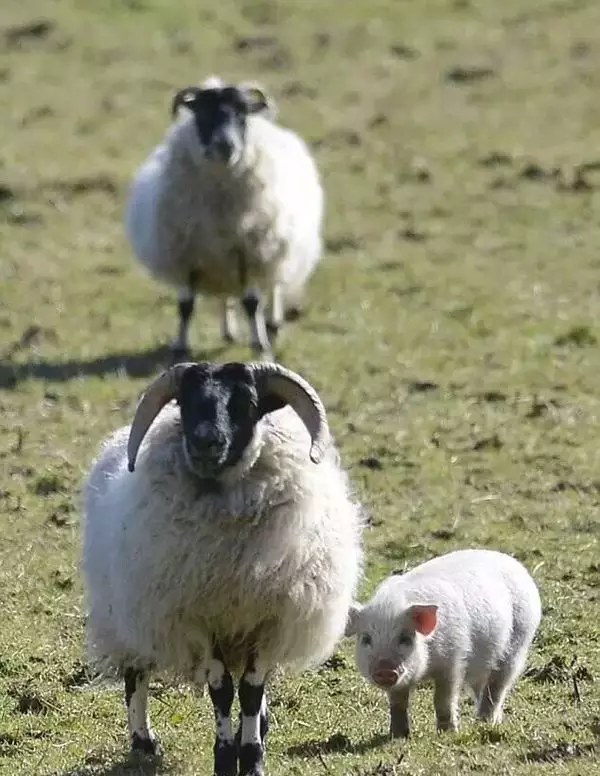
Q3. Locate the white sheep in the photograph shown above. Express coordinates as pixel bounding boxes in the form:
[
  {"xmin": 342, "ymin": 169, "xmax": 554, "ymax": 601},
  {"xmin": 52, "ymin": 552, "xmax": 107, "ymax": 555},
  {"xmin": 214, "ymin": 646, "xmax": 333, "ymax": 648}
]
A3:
[
  {"xmin": 345, "ymin": 549, "xmax": 541, "ymax": 738},
  {"xmin": 82, "ymin": 360, "xmax": 363, "ymax": 775},
  {"xmin": 125, "ymin": 76, "xmax": 324, "ymax": 358}
]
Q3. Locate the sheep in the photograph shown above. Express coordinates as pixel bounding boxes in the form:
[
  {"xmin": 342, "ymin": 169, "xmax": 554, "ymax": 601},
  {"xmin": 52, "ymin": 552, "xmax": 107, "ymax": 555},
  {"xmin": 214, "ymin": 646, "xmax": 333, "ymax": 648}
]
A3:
[
  {"xmin": 81, "ymin": 360, "xmax": 363, "ymax": 776},
  {"xmin": 125, "ymin": 76, "xmax": 324, "ymax": 359},
  {"xmin": 345, "ymin": 549, "xmax": 541, "ymax": 738}
]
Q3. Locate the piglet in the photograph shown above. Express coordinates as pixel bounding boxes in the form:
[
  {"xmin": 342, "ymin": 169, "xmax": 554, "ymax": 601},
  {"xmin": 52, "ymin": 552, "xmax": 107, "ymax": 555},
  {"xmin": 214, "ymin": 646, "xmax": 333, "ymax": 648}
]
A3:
[{"xmin": 345, "ymin": 549, "xmax": 541, "ymax": 738}]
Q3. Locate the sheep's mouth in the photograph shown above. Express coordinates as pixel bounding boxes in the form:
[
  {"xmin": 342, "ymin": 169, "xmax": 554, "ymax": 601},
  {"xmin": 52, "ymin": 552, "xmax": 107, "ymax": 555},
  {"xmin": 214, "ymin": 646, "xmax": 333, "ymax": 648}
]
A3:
[
  {"xmin": 205, "ymin": 148, "xmax": 242, "ymax": 167},
  {"xmin": 183, "ymin": 440, "xmax": 227, "ymax": 479}
]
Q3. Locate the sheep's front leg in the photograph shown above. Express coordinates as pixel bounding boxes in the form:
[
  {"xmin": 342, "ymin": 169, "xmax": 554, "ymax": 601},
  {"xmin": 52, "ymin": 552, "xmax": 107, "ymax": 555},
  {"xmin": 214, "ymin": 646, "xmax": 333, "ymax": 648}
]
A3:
[
  {"xmin": 171, "ymin": 287, "xmax": 195, "ymax": 356},
  {"xmin": 124, "ymin": 667, "xmax": 158, "ymax": 755},
  {"xmin": 207, "ymin": 645, "xmax": 237, "ymax": 776},
  {"xmin": 238, "ymin": 654, "xmax": 268, "ymax": 776},
  {"xmin": 242, "ymin": 289, "xmax": 272, "ymax": 359},
  {"xmin": 220, "ymin": 298, "xmax": 239, "ymax": 343}
]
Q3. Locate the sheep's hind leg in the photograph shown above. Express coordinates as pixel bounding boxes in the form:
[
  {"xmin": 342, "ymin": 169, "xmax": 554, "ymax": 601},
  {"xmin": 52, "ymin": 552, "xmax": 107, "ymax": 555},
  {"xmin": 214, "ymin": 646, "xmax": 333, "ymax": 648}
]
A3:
[
  {"xmin": 207, "ymin": 645, "xmax": 237, "ymax": 776},
  {"xmin": 242, "ymin": 289, "xmax": 272, "ymax": 359},
  {"xmin": 124, "ymin": 667, "xmax": 158, "ymax": 755},
  {"xmin": 265, "ymin": 284, "xmax": 283, "ymax": 342},
  {"xmin": 171, "ymin": 287, "xmax": 195, "ymax": 357},
  {"xmin": 220, "ymin": 298, "xmax": 239, "ymax": 343},
  {"xmin": 238, "ymin": 653, "xmax": 268, "ymax": 776}
]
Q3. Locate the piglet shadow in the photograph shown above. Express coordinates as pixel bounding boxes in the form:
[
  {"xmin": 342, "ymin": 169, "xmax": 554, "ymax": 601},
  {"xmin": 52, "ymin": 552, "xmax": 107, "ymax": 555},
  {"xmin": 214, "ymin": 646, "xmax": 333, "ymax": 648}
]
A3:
[{"xmin": 286, "ymin": 731, "xmax": 390, "ymax": 758}]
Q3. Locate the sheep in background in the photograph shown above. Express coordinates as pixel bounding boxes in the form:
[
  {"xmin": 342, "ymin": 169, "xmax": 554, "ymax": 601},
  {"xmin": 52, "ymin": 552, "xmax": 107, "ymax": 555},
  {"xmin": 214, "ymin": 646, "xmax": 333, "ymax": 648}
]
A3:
[
  {"xmin": 125, "ymin": 76, "xmax": 324, "ymax": 359},
  {"xmin": 82, "ymin": 360, "xmax": 363, "ymax": 776},
  {"xmin": 346, "ymin": 549, "xmax": 541, "ymax": 738}
]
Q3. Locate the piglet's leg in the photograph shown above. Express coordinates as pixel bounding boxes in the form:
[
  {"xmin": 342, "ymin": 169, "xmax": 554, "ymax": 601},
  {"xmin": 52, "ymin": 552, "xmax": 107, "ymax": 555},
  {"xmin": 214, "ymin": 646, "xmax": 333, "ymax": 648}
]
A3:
[
  {"xmin": 433, "ymin": 673, "xmax": 461, "ymax": 732},
  {"xmin": 478, "ymin": 648, "xmax": 527, "ymax": 724},
  {"xmin": 389, "ymin": 687, "xmax": 410, "ymax": 738},
  {"xmin": 238, "ymin": 653, "xmax": 268, "ymax": 776}
]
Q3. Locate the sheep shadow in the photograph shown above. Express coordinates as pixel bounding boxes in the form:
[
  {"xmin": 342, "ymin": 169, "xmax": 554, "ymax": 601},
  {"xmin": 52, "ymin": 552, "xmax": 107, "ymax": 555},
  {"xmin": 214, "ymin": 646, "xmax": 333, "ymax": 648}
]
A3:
[
  {"xmin": 60, "ymin": 750, "xmax": 173, "ymax": 776},
  {"xmin": 286, "ymin": 731, "xmax": 390, "ymax": 758},
  {"xmin": 0, "ymin": 345, "xmax": 229, "ymax": 389}
]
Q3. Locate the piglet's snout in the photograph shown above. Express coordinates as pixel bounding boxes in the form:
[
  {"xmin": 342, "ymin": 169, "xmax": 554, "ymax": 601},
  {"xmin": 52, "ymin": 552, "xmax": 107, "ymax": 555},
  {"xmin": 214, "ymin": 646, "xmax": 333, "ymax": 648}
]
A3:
[{"xmin": 372, "ymin": 659, "xmax": 401, "ymax": 688}]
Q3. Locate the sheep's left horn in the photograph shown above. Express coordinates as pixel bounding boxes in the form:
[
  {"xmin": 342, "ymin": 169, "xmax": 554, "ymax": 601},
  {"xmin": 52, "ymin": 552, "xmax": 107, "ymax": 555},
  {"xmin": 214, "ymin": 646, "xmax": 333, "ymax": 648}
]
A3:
[
  {"xmin": 171, "ymin": 86, "xmax": 201, "ymax": 117},
  {"xmin": 250, "ymin": 362, "xmax": 330, "ymax": 464},
  {"xmin": 127, "ymin": 363, "xmax": 195, "ymax": 472}
]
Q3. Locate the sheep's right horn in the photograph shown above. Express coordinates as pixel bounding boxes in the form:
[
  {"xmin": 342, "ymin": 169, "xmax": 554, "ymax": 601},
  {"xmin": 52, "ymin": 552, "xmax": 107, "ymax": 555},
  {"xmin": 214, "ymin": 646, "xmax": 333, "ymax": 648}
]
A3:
[
  {"xmin": 171, "ymin": 86, "xmax": 201, "ymax": 117},
  {"xmin": 250, "ymin": 362, "xmax": 330, "ymax": 464},
  {"xmin": 127, "ymin": 363, "xmax": 194, "ymax": 472}
]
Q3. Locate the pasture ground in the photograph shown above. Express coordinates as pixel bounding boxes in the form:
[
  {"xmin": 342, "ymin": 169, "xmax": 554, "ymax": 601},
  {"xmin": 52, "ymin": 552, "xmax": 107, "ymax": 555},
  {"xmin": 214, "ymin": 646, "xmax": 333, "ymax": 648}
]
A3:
[{"xmin": 0, "ymin": 0, "xmax": 599, "ymax": 774}]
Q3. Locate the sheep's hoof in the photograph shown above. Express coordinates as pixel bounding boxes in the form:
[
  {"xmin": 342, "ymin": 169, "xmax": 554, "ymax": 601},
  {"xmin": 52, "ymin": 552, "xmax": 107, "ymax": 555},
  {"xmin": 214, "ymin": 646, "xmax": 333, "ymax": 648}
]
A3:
[
  {"xmin": 284, "ymin": 306, "xmax": 302, "ymax": 322},
  {"xmin": 251, "ymin": 349, "xmax": 274, "ymax": 363},
  {"xmin": 169, "ymin": 345, "xmax": 191, "ymax": 365},
  {"xmin": 266, "ymin": 322, "xmax": 280, "ymax": 341},
  {"xmin": 131, "ymin": 732, "xmax": 161, "ymax": 757}
]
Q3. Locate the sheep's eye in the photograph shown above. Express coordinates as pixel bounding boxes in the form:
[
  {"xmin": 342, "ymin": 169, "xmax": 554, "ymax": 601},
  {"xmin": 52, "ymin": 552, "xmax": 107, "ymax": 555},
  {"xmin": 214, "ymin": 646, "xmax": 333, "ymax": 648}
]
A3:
[
  {"xmin": 360, "ymin": 633, "xmax": 372, "ymax": 647},
  {"xmin": 397, "ymin": 633, "xmax": 413, "ymax": 647}
]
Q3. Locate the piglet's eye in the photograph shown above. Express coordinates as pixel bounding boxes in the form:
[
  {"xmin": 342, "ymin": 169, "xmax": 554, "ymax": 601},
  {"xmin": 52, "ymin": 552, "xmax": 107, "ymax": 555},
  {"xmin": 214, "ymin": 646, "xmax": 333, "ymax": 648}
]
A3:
[
  {"xmin": 397, "ymin": 633, "xmax": 412, "ymax": 647},
  {"xmin": 360, "ymin": 633, "xmax": 372, "ymax": 647}
]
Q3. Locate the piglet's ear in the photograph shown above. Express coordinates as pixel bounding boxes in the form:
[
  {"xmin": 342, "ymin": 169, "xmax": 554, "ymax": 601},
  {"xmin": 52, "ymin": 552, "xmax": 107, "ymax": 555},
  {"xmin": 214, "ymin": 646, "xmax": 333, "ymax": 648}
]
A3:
[
  {"xmin": 408, "ymin": 604, "xmax": 438, "ymax": 636},
  {"xmin": 344, "ymin": 603, "xmax": 363, "ymax": 637}
]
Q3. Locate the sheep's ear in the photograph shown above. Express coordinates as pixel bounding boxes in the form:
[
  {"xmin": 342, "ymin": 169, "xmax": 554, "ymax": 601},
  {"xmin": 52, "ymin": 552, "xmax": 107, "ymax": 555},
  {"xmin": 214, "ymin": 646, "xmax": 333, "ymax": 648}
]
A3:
[
  {"xmin": 171, "ymin": 87, "xmax": 200, "ymax": 118},
  {"xmin": 241, "ymin": 83, "xmax": 277, "ymax": 117},
  {"xmin": 407, "ymin": 604, "xmax": 438, "ymax": 637},
  {"xmin": 345, "ymin": 603, "xmax": 363, "ymax": 637}
]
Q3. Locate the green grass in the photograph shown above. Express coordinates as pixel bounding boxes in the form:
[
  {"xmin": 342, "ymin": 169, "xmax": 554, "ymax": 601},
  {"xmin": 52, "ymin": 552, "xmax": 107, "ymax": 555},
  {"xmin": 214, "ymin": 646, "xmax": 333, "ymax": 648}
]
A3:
[{"xmin": 1, "ymin": 0, "xmax": 599, "ymax": 773}]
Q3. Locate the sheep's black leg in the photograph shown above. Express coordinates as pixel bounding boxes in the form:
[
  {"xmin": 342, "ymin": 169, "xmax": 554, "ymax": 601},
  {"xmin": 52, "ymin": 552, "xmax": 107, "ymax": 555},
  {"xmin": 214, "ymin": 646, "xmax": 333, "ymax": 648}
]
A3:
[
  {"xmin": 207, "ymin": 644, "xmax": 237, "ymax": 776},
  {"xmin": 238, "ymin": 653, "xmax": 268, "ymax": 776},
  {"xmin": 171, "ymin": 287, "xmax": 195, "ymax": 357},
  {"xmin": 124, "ymin": 667, "xmax": 158, "ymax": 755},
  {"xmin": 242, "ymin": 289, "xmax": 271, "ymax": 358}
]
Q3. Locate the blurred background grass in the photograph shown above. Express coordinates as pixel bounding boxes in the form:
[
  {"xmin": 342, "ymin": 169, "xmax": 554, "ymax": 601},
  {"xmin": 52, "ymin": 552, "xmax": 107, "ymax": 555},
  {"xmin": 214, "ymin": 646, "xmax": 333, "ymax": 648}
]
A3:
[{"xmin": 0, "ymin": 1, "xmax": 599, "ymax": 774}]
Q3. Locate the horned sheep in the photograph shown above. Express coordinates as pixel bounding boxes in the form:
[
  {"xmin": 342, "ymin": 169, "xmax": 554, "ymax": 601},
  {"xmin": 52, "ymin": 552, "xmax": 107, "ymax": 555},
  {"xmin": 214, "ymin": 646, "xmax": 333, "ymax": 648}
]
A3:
[{"xmin": 81, "ymin": 360, "xmax": 363, "ymax": 776}]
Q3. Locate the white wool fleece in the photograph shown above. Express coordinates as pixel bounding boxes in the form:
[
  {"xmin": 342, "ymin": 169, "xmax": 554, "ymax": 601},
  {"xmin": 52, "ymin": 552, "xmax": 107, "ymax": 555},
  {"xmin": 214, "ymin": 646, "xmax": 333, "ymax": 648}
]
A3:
[
  {"xmin": 82, "ymin": 405, "xmax": 363, "ymax": 680},
  {"xmin": 125, "ymin": 110, "xmax": 323, "ymax": 301}
]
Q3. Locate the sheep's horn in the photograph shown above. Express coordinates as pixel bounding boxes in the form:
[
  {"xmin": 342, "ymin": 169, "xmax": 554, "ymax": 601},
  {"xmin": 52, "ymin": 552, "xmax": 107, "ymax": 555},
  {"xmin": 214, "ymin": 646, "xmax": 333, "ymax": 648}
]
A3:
[
  {"xmin": 250, "ymin": 362, "xmax": 330, "ymax": 464},
  {"xmin": 127, "ymin": 363, "xmax": 195, "ymax": 472},
  {"xmin": 171, "ymin": 86, "xmax": 201, "ymax": 118}
]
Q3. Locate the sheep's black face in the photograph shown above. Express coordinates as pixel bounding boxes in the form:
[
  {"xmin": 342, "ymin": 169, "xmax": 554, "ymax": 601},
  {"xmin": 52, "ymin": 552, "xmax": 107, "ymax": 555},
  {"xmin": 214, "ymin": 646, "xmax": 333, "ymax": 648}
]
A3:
[
  {"xmin": 191, "ymin": 88, "xmax": 247, "ymax": 165},
  {"xmin": 174, "ymin": 84, "xmax": 271, "ymax": 167},
  {"xmin": 178, "ymin": 362, "xmax": 261, "ymax": 479}
]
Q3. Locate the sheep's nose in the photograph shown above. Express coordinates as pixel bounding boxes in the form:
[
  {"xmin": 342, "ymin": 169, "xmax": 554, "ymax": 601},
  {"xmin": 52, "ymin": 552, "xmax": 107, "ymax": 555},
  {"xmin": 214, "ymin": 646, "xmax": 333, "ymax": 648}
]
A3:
[
  {"xmin": 372, "ymin": 659, "xmax": 401, "ymax": 688},
  {"xmin": 211, "ymin": 137, "xmax": 235, "ymax": 162},
  {"xmin": 193, "ymin": 426, "xmax": 223, "ymax": 452}
]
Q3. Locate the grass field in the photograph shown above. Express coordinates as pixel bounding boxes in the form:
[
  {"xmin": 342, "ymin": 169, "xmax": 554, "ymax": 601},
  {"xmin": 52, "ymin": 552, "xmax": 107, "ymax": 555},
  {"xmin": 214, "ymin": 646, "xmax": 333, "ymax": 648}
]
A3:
[{"xmin": 1, "ymin": 0, "xmax": 600, "ymax": 774}]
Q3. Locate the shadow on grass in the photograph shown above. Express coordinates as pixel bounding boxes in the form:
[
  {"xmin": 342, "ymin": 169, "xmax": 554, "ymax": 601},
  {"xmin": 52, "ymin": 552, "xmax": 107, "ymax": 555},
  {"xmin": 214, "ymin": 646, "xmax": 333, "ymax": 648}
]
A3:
[
  {"xmin": 61, "ymin": 750, "xmax": 174, "ymax": 776},
  {"xmin": 0, "ymin": 345, "xmax": 229, "ymax": 388},
  {"xmin": 286, "ymin": 731, "xmax": 390, "ymax": 758}
]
